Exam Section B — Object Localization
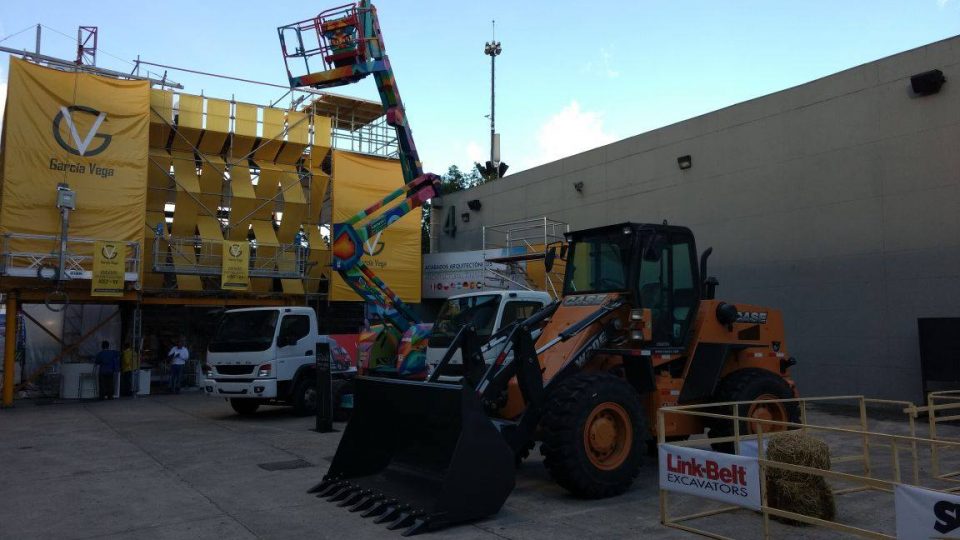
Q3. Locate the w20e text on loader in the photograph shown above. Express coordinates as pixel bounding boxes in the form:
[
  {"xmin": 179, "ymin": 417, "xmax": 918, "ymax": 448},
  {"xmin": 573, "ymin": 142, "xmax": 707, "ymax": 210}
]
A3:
[{"xmin": 314, "ymin": 222, "xmax": 801, "ymax": 535}]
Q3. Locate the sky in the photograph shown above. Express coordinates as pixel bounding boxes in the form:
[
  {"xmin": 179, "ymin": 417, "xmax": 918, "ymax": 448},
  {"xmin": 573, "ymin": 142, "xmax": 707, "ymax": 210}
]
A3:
[{"xmin": 1, "ymin": 1, "xmax": 959, "ymax": 174}]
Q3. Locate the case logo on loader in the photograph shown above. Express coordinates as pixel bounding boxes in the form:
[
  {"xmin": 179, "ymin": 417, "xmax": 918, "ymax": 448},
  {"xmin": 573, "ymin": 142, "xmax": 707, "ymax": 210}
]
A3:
[{"xmin": 736, "ymin": 311, "xmax": 768, "ymax": 324}]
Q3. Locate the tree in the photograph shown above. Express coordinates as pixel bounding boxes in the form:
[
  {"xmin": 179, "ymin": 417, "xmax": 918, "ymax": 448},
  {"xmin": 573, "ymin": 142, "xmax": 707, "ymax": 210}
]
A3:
[{"xmin": 421, "ymin": 165, "xmax": 483, "ymax": 253}]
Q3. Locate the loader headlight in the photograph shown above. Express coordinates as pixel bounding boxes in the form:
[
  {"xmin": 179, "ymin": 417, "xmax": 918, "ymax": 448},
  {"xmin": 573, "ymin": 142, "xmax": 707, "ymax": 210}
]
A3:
[
  {"xmin": 630, "ymin": 329, "xmax": 644, "ymax": 341},
  {"xmin": 630, "ymin": 309, "xmax": 643, "ymax": 321}
]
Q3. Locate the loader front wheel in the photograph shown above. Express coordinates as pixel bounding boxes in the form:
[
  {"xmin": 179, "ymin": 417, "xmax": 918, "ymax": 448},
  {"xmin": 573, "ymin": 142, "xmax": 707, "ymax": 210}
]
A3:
[{"xmin": 541, "ymin": 373, "xmax": 644, "ymax": 498}]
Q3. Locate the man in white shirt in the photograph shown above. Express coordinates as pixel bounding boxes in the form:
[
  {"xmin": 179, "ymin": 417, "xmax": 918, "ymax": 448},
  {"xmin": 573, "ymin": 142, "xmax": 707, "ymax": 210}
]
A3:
[{"xmin": 167, "ymin": 338, "xmax": 189, "ymax": 394}]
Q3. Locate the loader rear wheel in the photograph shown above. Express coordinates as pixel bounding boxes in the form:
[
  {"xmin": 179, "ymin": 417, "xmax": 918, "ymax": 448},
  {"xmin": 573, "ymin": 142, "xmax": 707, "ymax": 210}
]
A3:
[
  {"xmin": 541, "ymin": 373, "xmax": 644, "ymax": 498},
  {"xmin": 708, "ymin": 368, "xmax": 799, "ymax": 453}
]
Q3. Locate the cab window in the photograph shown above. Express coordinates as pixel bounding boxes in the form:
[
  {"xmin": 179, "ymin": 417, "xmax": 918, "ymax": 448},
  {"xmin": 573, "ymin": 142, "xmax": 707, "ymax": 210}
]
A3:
[
  {"xmin": 500, "ymin": 301, "xmax": 544, "ymax": 327},
  {"xmin": 278, "ymin": 314, "xmax": 310, "ymax": 345}
]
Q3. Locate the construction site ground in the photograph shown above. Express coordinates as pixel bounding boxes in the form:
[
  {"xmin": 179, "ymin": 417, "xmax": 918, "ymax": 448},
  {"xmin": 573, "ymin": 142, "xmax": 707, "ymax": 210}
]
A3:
[{"xmin": 1, "ymin": 392, "xmax": 956, "ymax": 539}]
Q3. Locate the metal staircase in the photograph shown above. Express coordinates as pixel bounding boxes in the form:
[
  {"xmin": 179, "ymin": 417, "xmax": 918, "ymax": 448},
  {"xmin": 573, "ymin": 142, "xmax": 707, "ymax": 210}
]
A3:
[{"xmin": 482, "ymin": 217, "xmax": 568, "ymax": 298}]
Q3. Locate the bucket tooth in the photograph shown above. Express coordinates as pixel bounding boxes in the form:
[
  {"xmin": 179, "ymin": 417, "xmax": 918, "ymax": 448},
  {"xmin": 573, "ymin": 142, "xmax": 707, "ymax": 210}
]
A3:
[
  {"xmin": 308, "ymin": 477, "xmax": 338, "ymax": 494},
  {"xmin": 316, "ymin": 481, "xmax": 346, "ymax": 498},
  {"xmin": 401, "ymin": 517, "xmax": 430, "ymax": 537},
  {"xmin": 339, "ymin": 489, "xmax": 370, "ymax": 507},
  {"xmin": 386, "ymin": 511, "xmax": 417, "ymax": 530},
  {"xmin": 374, "ymin": 504, "xmax": 407, "ymax": 524},
  {"xmin": 361, "ymin": 498, "xmax": 396, "ymax": 518},
  {"xmin": 326, "ymin": 484, "xmax": 356, "ymax": 501},
  {"xmin": 350, "ymin": 494, "xmax": 383, "ymax": 512}
]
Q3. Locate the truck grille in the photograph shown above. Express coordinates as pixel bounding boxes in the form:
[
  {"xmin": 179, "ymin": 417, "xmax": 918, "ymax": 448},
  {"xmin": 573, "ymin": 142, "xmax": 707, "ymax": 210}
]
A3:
[{"xmin": 216, "ymin": 365, "xmax": 256, "ymax": 375}]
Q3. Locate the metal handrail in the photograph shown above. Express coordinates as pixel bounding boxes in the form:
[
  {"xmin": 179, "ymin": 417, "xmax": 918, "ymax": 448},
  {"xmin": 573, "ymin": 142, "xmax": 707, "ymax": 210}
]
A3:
[
  {"xmin": 0, "ymin": 232, "xmax": 141, "ymax": 280},
  {"xmin": 152, "ymin": 235, "xmax": 307, "ymax": 278}
]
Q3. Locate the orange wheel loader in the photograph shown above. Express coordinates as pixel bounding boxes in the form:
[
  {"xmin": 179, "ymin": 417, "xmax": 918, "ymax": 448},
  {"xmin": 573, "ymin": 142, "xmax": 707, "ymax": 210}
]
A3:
[{"xmin": 310, "ymin": 222, "xmax": 800, "ymax": 535}]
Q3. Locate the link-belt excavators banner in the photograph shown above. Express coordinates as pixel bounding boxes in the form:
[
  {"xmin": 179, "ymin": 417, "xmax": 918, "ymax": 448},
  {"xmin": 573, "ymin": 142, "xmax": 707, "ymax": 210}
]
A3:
[
  {"xmin": 330, "ymin": 151, "xmax": 421, "ymax": 303},
  {"xmin": 0, "ymin": 58, "xmax": 149, "ymax": 247}
]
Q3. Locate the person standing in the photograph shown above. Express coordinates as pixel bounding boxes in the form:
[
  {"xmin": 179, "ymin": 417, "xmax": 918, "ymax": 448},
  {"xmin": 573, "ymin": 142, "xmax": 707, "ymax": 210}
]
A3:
[
  {"xmin": 167, "ymin": 338, "xmax": 189, "ymax": 394},
  {"xmin": 94, "ymin": 341, "xmax": 120, "ymax": 400},
  {"xmin": 121, "ymin": 341, "xmax": 140, "ymax": 396}
]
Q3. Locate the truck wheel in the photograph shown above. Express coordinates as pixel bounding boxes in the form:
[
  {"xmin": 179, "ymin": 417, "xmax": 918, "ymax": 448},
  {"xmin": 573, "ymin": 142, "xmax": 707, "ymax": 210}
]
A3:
[
  {"xmin": 292, "ymin": 377, "xmax": 318, "ymax": 417},
  {"xmin": 541, "ymin": 372, "xmax": 644, "ymax": 498},
  {"xmin": 230, "ymin": 399, "xmax": 259, "ymax": 415},
  {"xmin": 708, "ymin": 368, "xmax": 799, "ymax": 453}
]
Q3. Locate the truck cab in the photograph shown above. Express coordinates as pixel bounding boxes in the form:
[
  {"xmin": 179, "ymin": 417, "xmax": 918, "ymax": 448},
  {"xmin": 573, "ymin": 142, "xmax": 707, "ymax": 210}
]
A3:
[
  {"xmin": 426, "ymin": 290, "xmax": 552, "ymax": 381},
  {"xmin": 202, "ymin": 306, "xmax": 354, "ymax": 415}
]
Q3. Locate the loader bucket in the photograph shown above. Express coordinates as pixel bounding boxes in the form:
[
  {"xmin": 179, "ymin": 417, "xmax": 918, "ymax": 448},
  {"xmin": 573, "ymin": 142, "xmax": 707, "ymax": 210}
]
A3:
[{"xmin": 309, "ymin": 377, "xmax": 515, "ymax": 536}]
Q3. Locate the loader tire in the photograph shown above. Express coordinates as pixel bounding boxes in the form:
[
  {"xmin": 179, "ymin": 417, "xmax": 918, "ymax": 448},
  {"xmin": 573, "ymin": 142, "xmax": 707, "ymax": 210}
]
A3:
[
  {"xmin": 708, "ymin": 368, "xmax": 799, "ymax": 453},
  {"xmin": 541, "ymin": 373, "xmax": 644, "ymax": 498},
  {"xmin": 230, "ymin": 399, "xmax": 259, "ymax": 415}
]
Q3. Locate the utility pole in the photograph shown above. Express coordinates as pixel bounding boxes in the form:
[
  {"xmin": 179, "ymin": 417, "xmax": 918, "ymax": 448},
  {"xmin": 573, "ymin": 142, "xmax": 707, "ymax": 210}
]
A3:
[{"xmin": 484, "ymin": 21, "xmax": 502, "ymax": 179}]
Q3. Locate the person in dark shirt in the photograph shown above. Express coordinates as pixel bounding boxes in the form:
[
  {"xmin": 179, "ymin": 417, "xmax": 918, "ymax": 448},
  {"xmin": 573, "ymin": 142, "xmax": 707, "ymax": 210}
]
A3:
[{"xmin": 94, "ymin": 341, "xmax": 120, "ymax": 400}]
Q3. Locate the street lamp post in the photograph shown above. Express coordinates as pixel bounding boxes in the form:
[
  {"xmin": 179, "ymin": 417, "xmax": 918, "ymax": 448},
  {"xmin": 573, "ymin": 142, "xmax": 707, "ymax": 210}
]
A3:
[{"xmin": 484, "ymin": 22, "xmax": 502, "ymax": 179}]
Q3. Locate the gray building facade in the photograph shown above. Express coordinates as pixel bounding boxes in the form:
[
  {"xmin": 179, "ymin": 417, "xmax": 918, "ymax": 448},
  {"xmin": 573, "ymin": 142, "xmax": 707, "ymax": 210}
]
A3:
[{"xmin": 434, "ymin": 36, "xmax": 960, "ymax": 402}]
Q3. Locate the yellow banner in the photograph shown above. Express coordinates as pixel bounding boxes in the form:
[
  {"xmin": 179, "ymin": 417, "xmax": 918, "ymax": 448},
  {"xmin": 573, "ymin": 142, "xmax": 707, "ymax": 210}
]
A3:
[
  {"xmin": 91, "ymin": 240, "xmax": 125, "ymax": 297},
  {"xmin": 0, "ymin": 58, "xmax": 149, "ymax": 248},
  {"xmin": 330, "ymin": 151, "xmax": 421, "ymax": 302},
  {"xmin": 221, "ymin": 241, "xmax": 250, "ymax": 290}
]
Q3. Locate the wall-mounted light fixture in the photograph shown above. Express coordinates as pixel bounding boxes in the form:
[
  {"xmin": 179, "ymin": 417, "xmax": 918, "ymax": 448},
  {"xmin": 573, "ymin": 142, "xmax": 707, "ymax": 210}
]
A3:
[
  {"xmin": 467, "ymin": 199, "xmax": 482, "ymax": 211},
  {"xmin": 677, "ymin": 155, "xmax": 692, "ymax": 170},
  {"xmin": 911, "ymin": 69, "xmax": 946, "ymax": 96},
  {"xmin": 573, "ymin": 181, "xmax": 584, "ymax": 193},
  {"xmin": 461, "ymin": 212, "xmax": 470, "ymax": 223}
]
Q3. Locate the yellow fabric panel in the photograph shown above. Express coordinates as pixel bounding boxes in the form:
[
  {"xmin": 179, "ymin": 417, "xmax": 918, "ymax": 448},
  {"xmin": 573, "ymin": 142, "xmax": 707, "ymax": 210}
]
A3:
[
  {"xmin": 227, "ymin": 164, "xmax": 255, "ymax": 240},
  {"xmin": 171, "ymin": 94, "xmax": 202, "ymax": 152},
  {"xmin": 0, "ymin": 58, "xmax": 148, "ymax": 249},
  {"xmin": 255, "ymin": 165, "xmax": 281, "ymax": 203},
  {"xmin": 177, "ymin": 274, "xmax": 203, "ymax": 291},
  {"xmin": 288, "ymin": 112, "xmax": 309, "ymax": 144},
  {"xmin": 198, "ymin": 98, "xmax": 230, "ymax": 154},
  {"xmin": 523, "ymin": 243, "xmax": 547, "ymax": 290},
  {"xmin": 143, "ymin": 210, "xmax": 167, "ymax": 290},
  {"xmin": 281, "ymin": 279, "xmax": 305, "ymax": 295},
  {"xmin": 250, "ymin": 219, "xmax": 278, "ymax": 292},
  {"xmin": 147, "ymin": 149, "xmax": 172, "ymax": 212},
  {"xmin": 199, "ymin": 155, "xmax": 225, "ymax": 216},
  {"xmin": 277, "ymin": 165, "xmax": 306, "ymax": 242},
  {"xmin": 170, "ymin": 239, "xmax": 202, "ymax": 291},
  {"xmin": 307, "ymin": 168, "xmax": 329, "ymax": 224},
  {"xmin": 305, "ymin": 227, "xmax": 330, "ymax": 294},
  {"xmin": 313, "ymin": 115, "xmax": 332, "ymax": 149},
  {"xmin": 254, "ymin": 108, "xmax": 285, "ymax": 162},
  {"xmin": 329, "ymin": 151, "xmax": 421, "ymax": 302},
  {"xmin": 150, "ymin": 89, "xmax": 173, "ymax": 148},
  {"xmin": 274, "ymin": 111, "xmax": 309, "ymax": 164},
  {"xmin": 197, "ymin": 215, "xmax": 222, "ymax": 240},
  {"xmin": 170, "ymin": 152, "xmax": 201, "ymax": 237},
  {"xmin": 232, "ymin": 103, "xmax": 257, "ymax": 157}
]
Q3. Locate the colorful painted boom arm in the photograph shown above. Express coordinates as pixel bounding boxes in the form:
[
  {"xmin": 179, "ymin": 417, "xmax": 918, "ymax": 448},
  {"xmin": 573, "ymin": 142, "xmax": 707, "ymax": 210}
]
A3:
[{"xmin": 331, "ymin": 174, "xmax": 439, "ymax": 332}]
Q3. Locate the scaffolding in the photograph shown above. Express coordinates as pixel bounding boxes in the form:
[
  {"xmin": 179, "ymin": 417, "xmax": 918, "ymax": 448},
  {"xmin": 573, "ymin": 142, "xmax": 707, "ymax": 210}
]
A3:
[
  {"xmin": 482, "ymin": 217, "xmax": 568, "ymax": 298},
  {"xmin": 303, "ymin": 92, "xmax": 398, "ymax": 158}
]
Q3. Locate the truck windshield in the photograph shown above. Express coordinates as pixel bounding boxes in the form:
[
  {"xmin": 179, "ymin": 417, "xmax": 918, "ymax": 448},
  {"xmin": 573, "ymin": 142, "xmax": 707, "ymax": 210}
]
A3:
[
  {"xmin": 430, "ymin": 294, "xmax": 501, "ymax": 348},
  {"xmin": 563, "ymin": 232, "xmax": 634, "ymax": 295},
  {"xmin": 209, "ymin": 310, "xmax": 280, "ymax": 353}
]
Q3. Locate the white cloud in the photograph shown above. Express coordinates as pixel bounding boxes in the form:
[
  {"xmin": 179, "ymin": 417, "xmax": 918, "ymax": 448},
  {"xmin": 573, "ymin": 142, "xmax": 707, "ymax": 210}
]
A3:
[
  {"xmin": 465, "ymin": 140, "xmax": 485, "ymax": 164},
  {"xmin": 938, "ymin": 0, "xmax": 952, "ymax": 7},
  {"xmin": 582, "ymin": 46, "xmax": 620, "ymax": 79},
  {"xmin": 520, "ymin": 100, "xmax": 617, "ymax": 170}
]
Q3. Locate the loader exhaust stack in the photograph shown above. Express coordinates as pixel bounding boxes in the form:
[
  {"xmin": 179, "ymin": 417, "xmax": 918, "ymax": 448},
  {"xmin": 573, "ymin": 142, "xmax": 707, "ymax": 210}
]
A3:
[{"xmin": 309, "ymin": 377, "xmax": 516, "ymax": 535}]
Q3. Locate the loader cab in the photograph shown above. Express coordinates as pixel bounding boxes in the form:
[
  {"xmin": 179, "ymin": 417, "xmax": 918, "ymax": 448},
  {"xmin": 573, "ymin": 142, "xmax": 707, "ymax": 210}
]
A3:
[{"xmin": 561, "ymin": 223, "xmax": 700, "ymax": 347}]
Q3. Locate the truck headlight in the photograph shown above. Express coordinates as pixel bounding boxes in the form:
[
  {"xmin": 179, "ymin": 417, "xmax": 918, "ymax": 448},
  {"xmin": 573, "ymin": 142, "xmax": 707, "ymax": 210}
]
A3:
[{"xmin": 257, "ymin": 364, "xmax": 272, "ymax": 377}]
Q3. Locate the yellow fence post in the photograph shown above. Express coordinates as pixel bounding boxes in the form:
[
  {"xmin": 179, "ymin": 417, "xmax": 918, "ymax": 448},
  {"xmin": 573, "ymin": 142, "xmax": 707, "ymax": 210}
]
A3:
[
  {"xmin": 859, "ymin": 396, "xmax": 872, "ymax": 477},
  {"xmin": 2, "ymin": 293, "xmax": 17, "ymax": 407}
]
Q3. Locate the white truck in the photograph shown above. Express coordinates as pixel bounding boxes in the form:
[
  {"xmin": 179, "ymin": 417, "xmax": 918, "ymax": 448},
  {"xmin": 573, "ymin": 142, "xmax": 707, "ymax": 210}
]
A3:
[
  {"xmin": 202, "ymin": 306, "xmax": 355, "ymax": 415},
  {"xmin": 426, "ymin": 290, "xmax": 552, "ymax": 381}
]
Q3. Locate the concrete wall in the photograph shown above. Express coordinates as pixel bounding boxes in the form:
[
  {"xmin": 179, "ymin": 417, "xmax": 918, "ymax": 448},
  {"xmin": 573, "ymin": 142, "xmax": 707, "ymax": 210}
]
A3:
[{"xmin": 435, "ymin": 36, "xmax": 960, "ymax": 402}]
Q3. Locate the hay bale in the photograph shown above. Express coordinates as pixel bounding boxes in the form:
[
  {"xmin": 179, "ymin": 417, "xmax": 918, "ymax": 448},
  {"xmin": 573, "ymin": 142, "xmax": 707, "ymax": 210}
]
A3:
[{"xmin": 764, "ymin": 431, "xmax": 836, "ymax": 525}]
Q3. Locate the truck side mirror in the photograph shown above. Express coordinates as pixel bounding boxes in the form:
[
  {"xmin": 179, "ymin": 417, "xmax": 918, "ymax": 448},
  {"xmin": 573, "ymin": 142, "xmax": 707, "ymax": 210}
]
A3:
[
  {"xmin": 545, "ymin": 246, "xmax": 557, "ymax": 273},
  {"xmin": 559, "ymin": 244, "xmax": 568, "ymax": 260}
]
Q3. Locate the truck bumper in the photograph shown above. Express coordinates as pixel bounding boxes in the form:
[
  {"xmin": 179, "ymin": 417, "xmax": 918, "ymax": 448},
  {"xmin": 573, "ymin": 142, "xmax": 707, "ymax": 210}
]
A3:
[{"xmin": 203, "ymin": 378, "xmax": 277, "ymax": 399}]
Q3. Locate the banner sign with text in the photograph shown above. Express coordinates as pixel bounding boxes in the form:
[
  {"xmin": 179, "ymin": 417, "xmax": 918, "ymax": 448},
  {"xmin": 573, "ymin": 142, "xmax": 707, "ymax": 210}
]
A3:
[
  {"xmin": 221, "ymin": 241, "xmax": 250, "ymax": 290},
  {"xmin": 659, "ymin": 443, "xmax": 761, "ymax": 510},
  {"xmin": 896, "ymin": 484, "xmax": 960, "ymax": 539},
  {"xmin": 91, "ymin": 240, "xmax": 125, "ymax": 296}
]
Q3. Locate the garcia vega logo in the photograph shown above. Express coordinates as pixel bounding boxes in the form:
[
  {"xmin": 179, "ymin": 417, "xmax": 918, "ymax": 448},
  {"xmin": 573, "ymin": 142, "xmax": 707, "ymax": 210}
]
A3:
[{"xmin": 49, "ymin": 105, "xmax": 116, "ymax": 178}]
